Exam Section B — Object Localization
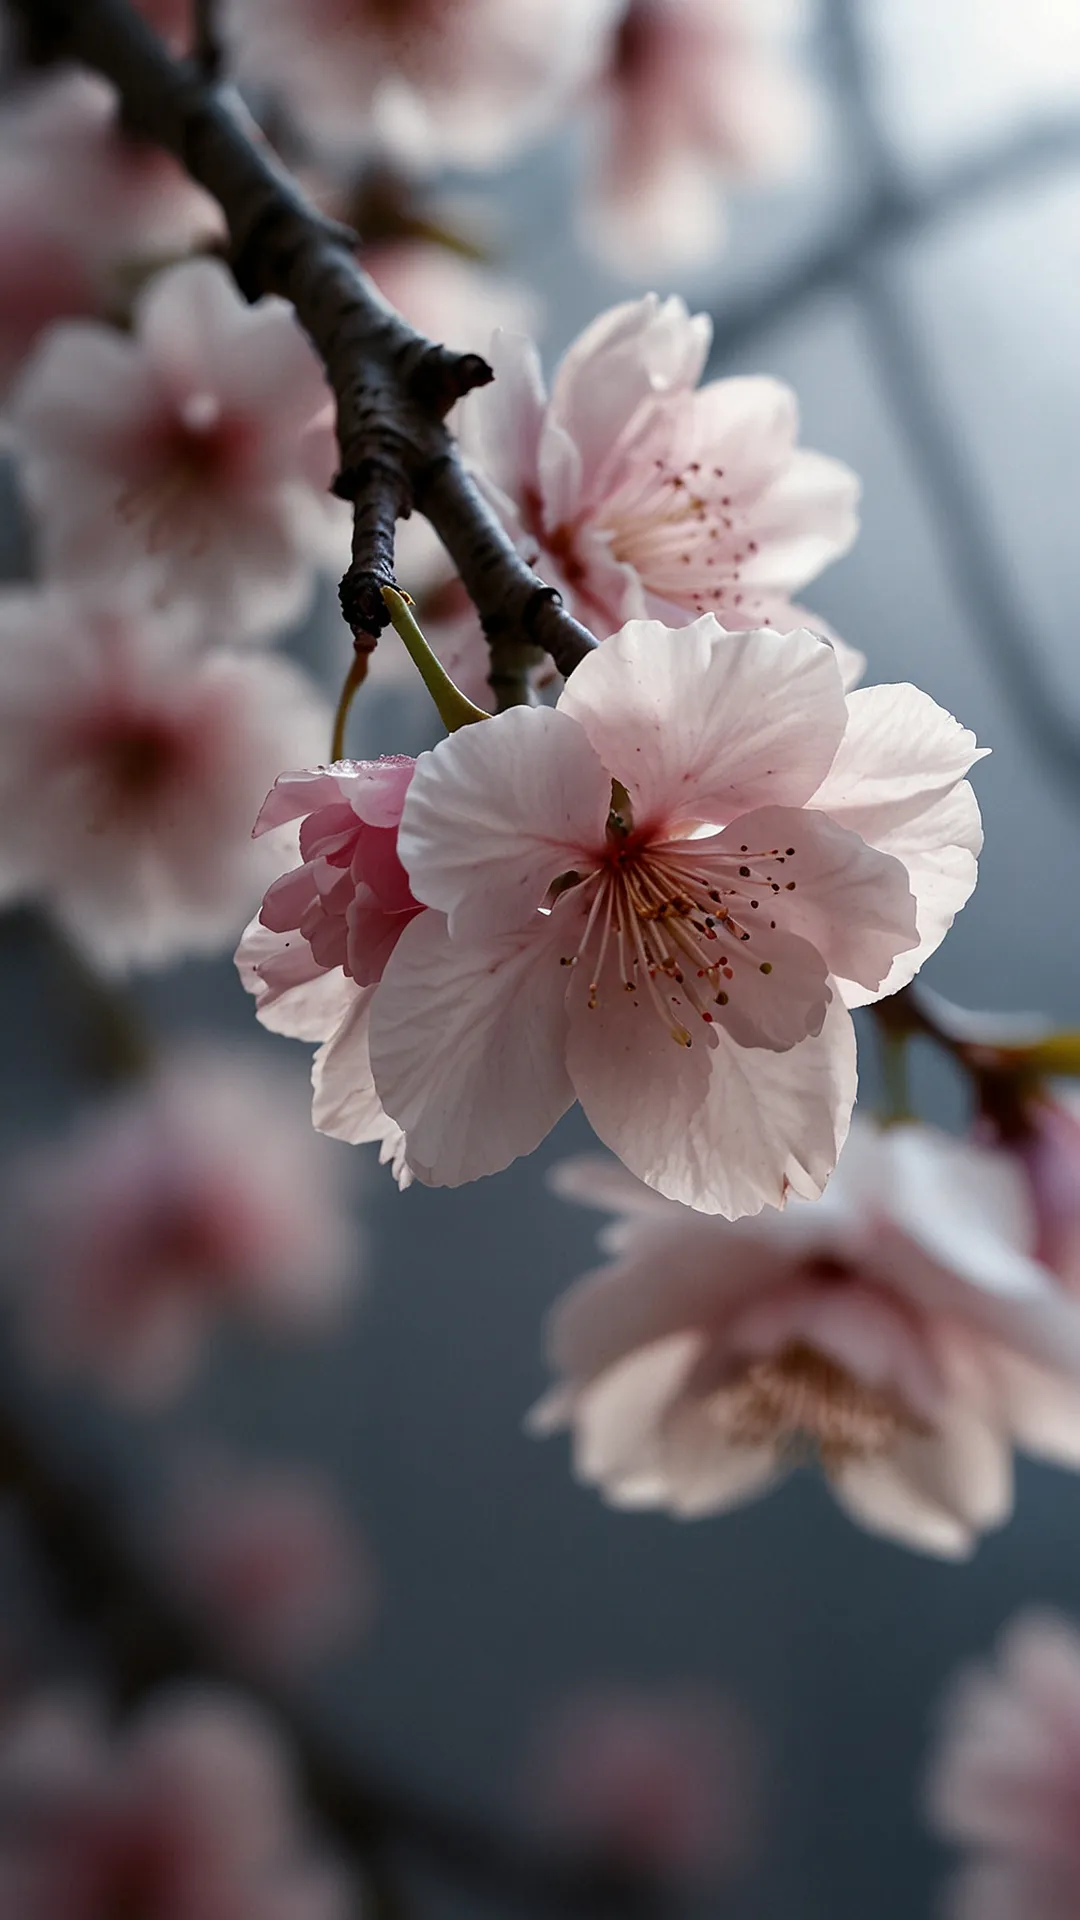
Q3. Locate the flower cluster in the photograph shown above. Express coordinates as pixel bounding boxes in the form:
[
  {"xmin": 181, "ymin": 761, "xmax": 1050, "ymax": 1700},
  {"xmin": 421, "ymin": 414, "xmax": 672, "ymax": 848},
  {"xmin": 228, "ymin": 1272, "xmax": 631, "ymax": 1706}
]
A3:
[{"xmin": 242, "ymin": 614, "xmax": 981, "ymax": 1216}]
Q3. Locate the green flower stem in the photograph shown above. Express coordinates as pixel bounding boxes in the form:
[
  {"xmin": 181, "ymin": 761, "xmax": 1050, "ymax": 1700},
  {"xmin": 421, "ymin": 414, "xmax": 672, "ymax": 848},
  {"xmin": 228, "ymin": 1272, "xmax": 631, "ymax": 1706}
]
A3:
[
  {"xmin": 330, "ymin": 647, "xmax": 371, "ymax": 763},
  {"xmin": 381, "ymin": 585, "xmax": 491, "ymax": 732}
]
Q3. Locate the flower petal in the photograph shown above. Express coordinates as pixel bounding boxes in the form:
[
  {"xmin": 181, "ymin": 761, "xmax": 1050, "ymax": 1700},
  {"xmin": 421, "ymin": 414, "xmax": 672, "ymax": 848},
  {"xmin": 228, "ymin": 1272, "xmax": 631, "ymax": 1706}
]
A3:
[
  {"xmin": 569, "ymin": 1331, "xmax": 703, "ymax": 1492},
  {"xmin": 557, "ymin": 619, "xmax": 849, "ymax": 827},
  {"xmin": 714, "ymin": 803, "xmax": 918, "ymax": 993},
  {"xmin": 658, "ymin": 1402, "xmax": 782, "ymax": 1517},
  {"xmin": 833, "ymin": 1410, "xmax": 1012, "ymax": 1560},
  {"xmin": 369, "ymin": 909, "xmax": 575, "ymax": 1186},
  {"xmin": 548, "ymin": 294, "xmax": 710, "ymax": 503},
  {"xmin": 397, "ymin": 706, "xmax": 611, "ymax": 936},
  {"xmin": 809, "ymin": 684, "xmax": 985, "ymax": 1004},
  {"xmin": 235, "ymin": 916, "xmax": 357, "ymax": 1041},
  {"xmin": 566, "ymin": 977, "xmax": 857, "ymax": 1217}
]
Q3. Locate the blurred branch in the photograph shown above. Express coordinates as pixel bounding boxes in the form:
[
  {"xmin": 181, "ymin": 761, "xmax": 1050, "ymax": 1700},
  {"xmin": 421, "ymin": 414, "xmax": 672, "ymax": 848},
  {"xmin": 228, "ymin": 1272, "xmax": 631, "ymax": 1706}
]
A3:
[
  {"xmin": 0, "ymin": 1376, "xmax": 659, "ymax": 1917},
  {"xmin": 719, "ymin": 0, "xmax": 1080, "ymax": 796},
  {"xmin": 192, "ymin": 0, "xmax": 223, "ymax": 80},
  {"xmin": 7, "ymin": 0, "xmax": 597, "ymax": 705}
]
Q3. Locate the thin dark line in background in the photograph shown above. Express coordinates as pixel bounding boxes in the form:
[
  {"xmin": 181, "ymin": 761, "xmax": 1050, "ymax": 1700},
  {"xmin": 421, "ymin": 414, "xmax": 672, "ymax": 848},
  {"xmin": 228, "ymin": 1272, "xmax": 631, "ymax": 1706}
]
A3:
[{"xmin": 710, "ymin": 0, "xmax": 1080, "ymax": 794}]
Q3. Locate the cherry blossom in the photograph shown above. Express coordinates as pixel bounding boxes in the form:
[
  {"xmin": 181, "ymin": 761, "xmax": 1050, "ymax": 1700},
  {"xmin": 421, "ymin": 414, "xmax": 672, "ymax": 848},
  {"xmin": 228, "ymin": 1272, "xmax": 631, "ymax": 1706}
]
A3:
[
  {"xmin": 9, "ymin": 257, "xmax": 347, "ymax": 642},
  {"xmin": 531, "ymin": 1121, "xmax": 1080, "ymax": 1557},
  {"xmin": 0, "ymin": 75, "xmax": 220, "ymax": 402},
  {"xmin": 224, "ymin": 0, "xmax": 618, "ymax": 169},
  {"xmin": 925, "ymin": 1610, "xmax": 1080, "ymax": 1920},
  {"xmin": 0, "ymin": 1688, "xmax": 352, "ymax": 1920},
  {"xmin": 0, "ymin": 585, "xmax": 329, "ymax": 970},
  {"xmin": 582, "ymin": 0, "xmax": 815, "ymax": 274},
  {"xmin": 6, "ymin": 1048, "xmax": 355, "ymax": 1406},
  {"xmin": 367, "ymin": 616, "xmax": 983, "ymax": 1214},
  {"xmin": 235, "ymin": 759, "xmax": 418, "ymax": 1180},
  {"xmin": 521, "ymin": 1687, "xmax": 754, "ymax": 1880},
  {"xmin": 456, "ymin": 293, "xmax": 863, "ymax": 682},
  {"xmin": 164, "ymin": 1450, "xmax": 375, "ymax": 1675}
]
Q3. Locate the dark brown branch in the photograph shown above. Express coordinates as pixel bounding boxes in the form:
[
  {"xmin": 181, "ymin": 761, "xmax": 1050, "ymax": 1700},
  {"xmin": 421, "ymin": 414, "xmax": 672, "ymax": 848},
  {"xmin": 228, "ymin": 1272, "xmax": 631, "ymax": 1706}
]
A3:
[
  {"xmin": 0, "ymin": 1378, "xmax": 659, "ymax": 1916},
  {"xmin": 11, "ymin": 0, "xmax": 597, "ymax": 701}
]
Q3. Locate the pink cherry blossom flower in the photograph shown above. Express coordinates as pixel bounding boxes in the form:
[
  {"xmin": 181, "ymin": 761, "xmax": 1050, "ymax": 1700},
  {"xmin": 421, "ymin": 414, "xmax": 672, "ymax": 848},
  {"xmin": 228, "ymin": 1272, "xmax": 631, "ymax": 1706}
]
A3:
[
  {"xmin": 0, "ymin": 1688, "xmax": 353, "ymax": 1920},
  {"xmin": 582, "ymin": 0, "xmax": 816, "ymax": 274},
  {"xmin": 236, "ymin": 758, "xmax": 419, "ymax": 1179},
  {"xmin": 367, "ymin": 616, "xmax": 983, "ymax": 1215},
  {"xmin": 521, "ymin": 1686, "xmax": 755, "ymax": 1881},
  {"xmin": 0, "ymin": 584, "xmax": 329, "ymax": 970},
  {"xmin": 456, "ymin": 294, "xmax": 863, "ymax": 681},
  {"xmin": 532, "ymin": 1122, "xmax": 1080, "ymax": 1557},
  {"xmin": 0, "ymin": 75, "xmax": 220, "ymax": 402},
  {"xmin": 6, "ymin": 1048, "xmax": 355, "ymax": 1406},
  {"xmin": 925, "ymin": 1610, "xmax": 1080, "ymax": 1920},
  {"xmin": 224, "ymin": 0, "xmax": 618, "ymax": 169},
  {"xmin": 9, "ymin": 257, "xmax": 347, "ymax": 642},
  {"xmin": 163, "ymin": 1450, "xmax": 375, "ymax": 1675}
]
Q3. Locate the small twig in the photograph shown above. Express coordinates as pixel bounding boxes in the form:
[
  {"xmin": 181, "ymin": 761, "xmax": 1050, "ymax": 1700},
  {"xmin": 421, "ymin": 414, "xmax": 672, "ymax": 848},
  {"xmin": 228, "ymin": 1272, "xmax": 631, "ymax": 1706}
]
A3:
[
  {"xmin": 192, "ymin": 0, "xmax": 223, "ymax": 80},
  {"xmin": 330, "ymin": 647, "xmax": 372, "ymax": 762},
  {"xmin": 10, "ymin": 0, "xmax": 598, "ymax": 691}
]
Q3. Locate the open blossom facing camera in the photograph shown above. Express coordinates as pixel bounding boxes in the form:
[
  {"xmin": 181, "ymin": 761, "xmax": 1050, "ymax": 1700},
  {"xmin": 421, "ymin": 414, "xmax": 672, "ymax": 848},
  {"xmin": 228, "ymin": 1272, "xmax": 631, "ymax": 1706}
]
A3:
[
  {"xmin": 0, "ymin": 1689, "xmax": 352, "ymax": 1920},
  {"xmin": 164, "ymin": 1452, "xmax": 375, "ymax": 1676},
  {"xmin": 10, "ymin": 257, "xmax": 346, "ymax": 642},
  {"xmin": 585, "ymin": 0, "xmax": 815, "ymax": 274},
  {"xmin": 458, "ymin": 294, "xmax": 862, "ymax": 679},
  {"xmin": 0, "ymin": 586, "xmax": 328, "ymax": 970},
  {"xmin": 7, "ymin": 1050, "xmax": 355, "ymax": 1406},
  {"xmin": 236, "ymin": 757, "xmax": 418, "ymax": 1182},
  {"xmin": 925, "ymin": 1610, "xmax": 1080, "ymax": 1920},
  {"xmin": 533, "ymin": 1123, "xmax": 1080, "ymax": 1557},
  {"xmin": 363, "ymin": 617, "xmax": 982, "ymax": 1214},
  {"xmin": 225, "ymin": 0, "xmax": 617, "ymax": 168}
]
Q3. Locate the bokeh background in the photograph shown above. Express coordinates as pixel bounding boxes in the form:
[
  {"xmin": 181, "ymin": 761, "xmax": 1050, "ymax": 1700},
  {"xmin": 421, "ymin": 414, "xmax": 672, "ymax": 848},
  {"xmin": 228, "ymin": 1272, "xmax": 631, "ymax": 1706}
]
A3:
[{"xmin": 2, "ymin": 2, "xmax": 1080, "ymax": 1915}]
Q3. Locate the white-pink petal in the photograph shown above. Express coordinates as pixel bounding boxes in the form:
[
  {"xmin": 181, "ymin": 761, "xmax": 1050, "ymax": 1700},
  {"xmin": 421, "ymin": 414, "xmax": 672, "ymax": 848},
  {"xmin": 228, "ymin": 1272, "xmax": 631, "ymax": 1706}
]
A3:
[
  {"xmin": 398, "ymin": 707, "xmax": 612, "ymax": 936},
  {"xmin": 557, "ymin": 619, "xmax": 849, "ymax": 826}
]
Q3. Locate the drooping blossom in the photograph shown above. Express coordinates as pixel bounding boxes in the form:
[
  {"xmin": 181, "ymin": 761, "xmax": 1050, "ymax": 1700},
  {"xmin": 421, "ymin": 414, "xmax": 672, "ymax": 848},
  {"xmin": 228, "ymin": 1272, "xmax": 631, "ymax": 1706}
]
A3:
[
  {"xmin": 925, "ymin": 1610, "xmax": 1080, "ymax": 1920},
  {"xmin": 456, "ymin": 293, "xmax": 863, "ymax": 684},
  {"xmin": 365, "ymin": 617, "xmax": 982, "ymax": 1214},
  {"xmin": 521, "ymin": 1686, "xmax": 755, "ymax": 1881},
  {"xmin": 0, "ymin": 75, "xmax": 220, "ymax": 400},
  {"xmin": 581, "ymin": 0, "xmax": 816, "ymax": 274},
  {"xmin": 224, "ymin": 0, "xmax": 618, "ymax": 169},
  {"xmin": 0, "ymin": 585, "xmax": 329, "ymax": 970},
  {"xmin": 0, "ymin": 1688, "xmax": 352, "ymax": 1920},
  {"xmin": 235, "ymin": 758, "xmax": 419, "ymax": 1182},
  {"xmin": 531, "ymin": 1120, "xmax": 1080, "ymax": 1556},
  {"xmin": 7, "ymin": 1048, "xmax": 355, "ymax": 1406},
  {"xmin": 164, "ymin": 1449, "xmax": 375, "ymax": 1675},
  {"xmin": 10, "ymin": 257, "xmax": 348, "ymax": 642}
]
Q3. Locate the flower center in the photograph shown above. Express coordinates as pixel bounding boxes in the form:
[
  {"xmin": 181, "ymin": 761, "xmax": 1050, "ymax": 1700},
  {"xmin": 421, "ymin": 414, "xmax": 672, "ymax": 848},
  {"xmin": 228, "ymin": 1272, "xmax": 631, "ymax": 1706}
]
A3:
[
  {"xmin": 711, "ymin": 1340, "xmax": 932, "ymax": 1471},
  {"xmin": 117, "ymin": 397, "xmax": 252, "ymax": 557},
  {"xmin": 554, "ymin": 821, "xmax": 799, "ymax": 1047}
]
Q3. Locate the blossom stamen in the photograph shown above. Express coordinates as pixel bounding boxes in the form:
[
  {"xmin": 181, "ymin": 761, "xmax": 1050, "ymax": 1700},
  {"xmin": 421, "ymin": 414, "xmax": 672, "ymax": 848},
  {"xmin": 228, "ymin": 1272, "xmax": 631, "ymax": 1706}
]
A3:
[{"xmin": 711, "ymin": 1339, "xmax": 932, "ymax": 1472}]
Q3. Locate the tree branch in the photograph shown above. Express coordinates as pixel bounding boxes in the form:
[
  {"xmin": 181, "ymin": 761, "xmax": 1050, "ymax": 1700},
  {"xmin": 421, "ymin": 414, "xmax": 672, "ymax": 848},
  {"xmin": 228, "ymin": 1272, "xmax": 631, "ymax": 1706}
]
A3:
[{"xmin": 10, "ymin": 0, "xmax": 597, "ymax": 702}]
